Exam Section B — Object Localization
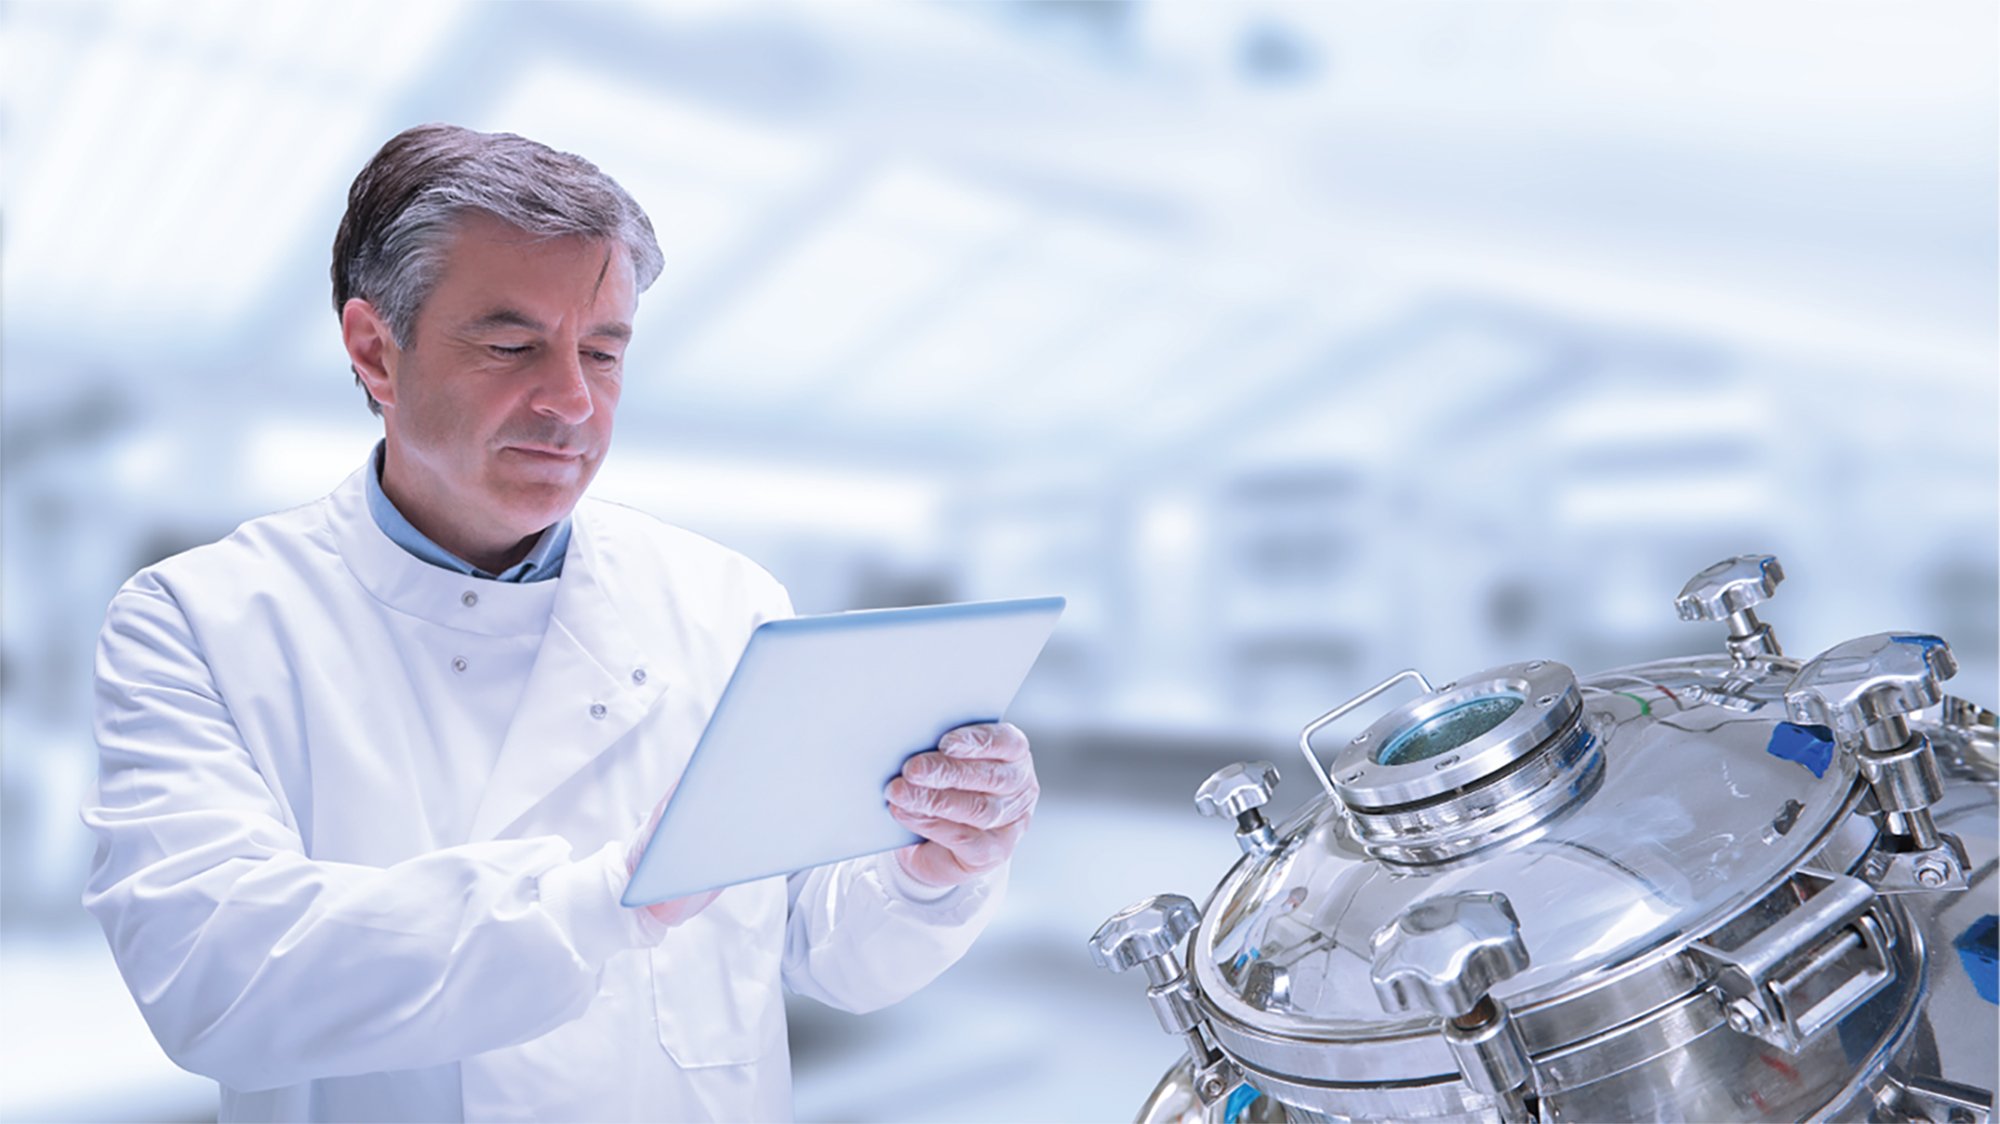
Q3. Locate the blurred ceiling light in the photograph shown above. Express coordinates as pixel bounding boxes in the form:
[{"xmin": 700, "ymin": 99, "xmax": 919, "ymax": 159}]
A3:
[
  {"xmin": 591, "ymin": 450, "xmax": 944, "ymax": 542},
  {"xmin": 7, "ymin": 0, "xmax": 464, "ymax": 337},
  {"xmin": 1122, "ymin": 307, "xmax": 1318, "ymax": 441},
  {"xmin": 1552, "ymin": 393, "xmax": 1767, "ymax": 445},
  {"xmin": 671, "ymin": 164, "xmax": 1027, "ymax": 403},
  {"xmin": 839, "ymin": 213, "xmax": 1172, "ymax": 424},
  {"xmin": 673, "ymin": 220, "xmax": 969, "ymax": 400},
  {"xmin": 1126, "ymin": 281, "xmax": 1417, "ymax": 446},
  {"xmin": 849, "ymin": 163, "xmax": 1033, "ymax": 241},
  {"xmin": 1556, "ymin": 473, "xmax": 1775, "ymax": 526},
  {"xmin": 1224, "ymin": 315, "xmax": 1547, "ymax": 468},
  {"xmin": 986, "ymin": 288, "xmax": 1236, "ymax": 429},
  {"xmin": 481, "ymin": 63, "xmax": 831, "ymax": 315},
  {"xmin": 483, "ymin": 63, "xmax": 827, "ymax": 187},
  {"xmin": 1254, "ymin": 3, "xmax": 1990, "ymax": 149},
  {"xmin": 836, "ymin": 229, "xmax": 1140, "ymax": 422},
  {"xmin": 1313, "ymin": 214, "xmax": 1994, "ymax": 388}
]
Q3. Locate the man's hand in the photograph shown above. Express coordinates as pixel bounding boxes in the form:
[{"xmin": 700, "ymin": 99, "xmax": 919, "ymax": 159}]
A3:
[
  {"xmin": 627, "ymin": 786, "xmax": 720, "ymax": 929},
  {"xmin": 885, "ymin": 722, "xmax": 1038, "ymax": 887}
]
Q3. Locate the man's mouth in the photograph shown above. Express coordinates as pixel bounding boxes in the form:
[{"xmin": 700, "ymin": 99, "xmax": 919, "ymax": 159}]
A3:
[{"xmin": 504, "ymin": 445, "xmax": 583, "ymax": 460}]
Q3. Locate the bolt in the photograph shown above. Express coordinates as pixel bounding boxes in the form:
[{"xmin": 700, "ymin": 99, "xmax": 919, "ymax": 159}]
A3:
[
  {"xmin": 1433, "ymin": 755, "xmax": 1459, "ymax": 770},
  {"xmin": 1725, "ymin": 997, "xmax": 1766, "ymax": 1035},
  {"xmin": 1199, "ymin": 1076, "xmax": 1226, "ymax": 1100},
  {"xmin": 1915, "ymin": 861, "xmax": 1948, "ymax": 888}
]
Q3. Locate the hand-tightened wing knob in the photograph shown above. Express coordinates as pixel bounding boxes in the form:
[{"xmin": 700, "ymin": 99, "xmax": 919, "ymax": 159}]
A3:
[
  {"xmin": 1675, "ymin": 554, "xmax": 1783, "ymax": 622},
  {"xmin": 1370, "ymin": 890, "xmax": 1530, "ymax": 1018},
  {"xmin": 1195, "ymin": 761, "xmax": 1279, "ymax": 820},
  {"xmin": 1090, "ymin": 894, "xmax": 1201, "ymax": 973},
  {"xmin": 1785, "ymin": 633, "xmax": 1956, "ymax": 741}
]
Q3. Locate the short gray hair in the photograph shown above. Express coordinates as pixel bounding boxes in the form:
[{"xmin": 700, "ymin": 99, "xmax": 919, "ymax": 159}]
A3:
[{"xmin": 331, "ymin": 123, "xmax": 664, "ymax": 415}]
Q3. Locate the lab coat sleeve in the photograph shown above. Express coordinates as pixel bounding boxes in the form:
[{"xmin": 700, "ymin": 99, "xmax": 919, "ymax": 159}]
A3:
[
  {"xmin": 80, "ymin": 576, "xmax": 658, "ymax": 1092},
  {"xmin": 779, "ymin": 852, "xmax": 1007, "ymax": 1014}
]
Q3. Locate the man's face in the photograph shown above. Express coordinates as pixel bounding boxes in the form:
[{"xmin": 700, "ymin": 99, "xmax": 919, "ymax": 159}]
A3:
[{"xmin": 368, "ymin": 211, "xmax": 637, "ymax": 558}]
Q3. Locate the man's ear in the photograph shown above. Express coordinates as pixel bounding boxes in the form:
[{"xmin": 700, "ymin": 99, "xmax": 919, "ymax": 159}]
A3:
[{"xmin": 341, "ymin": 298, "xmax": 400, "ymax": 411}]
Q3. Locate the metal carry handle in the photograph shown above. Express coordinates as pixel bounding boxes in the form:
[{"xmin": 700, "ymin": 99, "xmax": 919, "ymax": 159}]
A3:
[
  {"xmin": 1690, "ymin": 869, "xmax": 1895, "ymax": 1053},
  {"xmin": 1299, "ymin": 668, "xmax": 1436, "ymax": 799}
]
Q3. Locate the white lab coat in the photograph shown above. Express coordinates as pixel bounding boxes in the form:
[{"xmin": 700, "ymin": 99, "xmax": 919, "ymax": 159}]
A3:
[{"xmin": 81, "ymin": 466, "xmax": 1005, "ymax": 1122}]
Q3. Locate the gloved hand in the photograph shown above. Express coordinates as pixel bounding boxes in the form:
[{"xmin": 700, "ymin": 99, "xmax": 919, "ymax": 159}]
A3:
[
  {"xmin": 885, "ymin": 722, "xmax": 1038, "ymax": 887},
  {"xmin": 625, "ymin": 786, "xmax": 721, "ymax": 929}
]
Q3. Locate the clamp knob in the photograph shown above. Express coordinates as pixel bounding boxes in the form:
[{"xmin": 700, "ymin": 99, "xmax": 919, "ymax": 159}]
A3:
[
  {"xmin": 1370, "ymin": 891, "xmax": 1530, "ymax": 1018},
  {"xmin": 1370, "ymin": 891, "xmax": 1540, "ymax": 1117},
  {"xmin": 1091, "ymin": 894, "xmax": 1221, "ymax": 1076},
  {"xmin": 1787, "ymin": 633, "xmax": 1968, "ymax": 891},
  {"xmin": 1090, "ymin": 894, "xmax": 1200, "ymax": 975},
  {"xmin": 1676, "ymin": 554, "xmax": 1783, "ymax": 621},
  {"xmin": 1676, "ymin": 554, "xmax": 1784, "ymax": 659},
  {"xmin": 1785, "ymin": 633, "xmax": 1955, "ymax": 747},
  {"xmin": 1195, "ymin": 761, "xmax": 1278, "ymax": 819},
  {"xmin": 1195, "ymin": 761, "xmax": 1281, "ymax": 855}
]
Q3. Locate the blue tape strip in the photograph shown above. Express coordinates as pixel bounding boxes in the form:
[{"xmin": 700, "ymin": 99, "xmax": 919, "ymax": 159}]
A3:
[
  {"xmin": 1225, "ymin": 1084, "xmax": 1262, "ymax": 1123},
  {"xmin": 1955, "ymin": 915, "xmax": 1998, "ymax": 1005},
  {"xmin": 1766, "ymin": 722, "xmax": 1835, "ymax": 779}
]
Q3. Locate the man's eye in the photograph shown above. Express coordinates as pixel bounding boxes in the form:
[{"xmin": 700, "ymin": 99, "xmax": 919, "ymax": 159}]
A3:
[
  {"xmin": 489, "ymin": 344, "xmax": 532, "ymax": 358},
  {"xmin": 587, "ymin": 350, "xmax": 619, "ymax": 364}
]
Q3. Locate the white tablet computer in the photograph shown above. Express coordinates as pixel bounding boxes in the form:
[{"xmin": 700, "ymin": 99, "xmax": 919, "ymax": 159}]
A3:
[{"xmin": 623, "ymin": 595, "xmax": 1066, "ymax": 905}]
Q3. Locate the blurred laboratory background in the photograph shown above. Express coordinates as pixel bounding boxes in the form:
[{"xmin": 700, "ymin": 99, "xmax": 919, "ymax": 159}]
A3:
[{"xmin": 2, "ymin": 1, "xmax": 1995, "ymax": 1119}]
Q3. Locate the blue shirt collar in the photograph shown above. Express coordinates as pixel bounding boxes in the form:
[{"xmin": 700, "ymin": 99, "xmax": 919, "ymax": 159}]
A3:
[{"xmin": 364, "ymin": 441, "xmax": 570, "ymax": 583}]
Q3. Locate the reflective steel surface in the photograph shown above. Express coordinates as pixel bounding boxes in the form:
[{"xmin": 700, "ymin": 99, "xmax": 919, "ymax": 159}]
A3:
[{"xmin": 1104, "ymin": 557, "xmax": 1999, "ymax": 1123}]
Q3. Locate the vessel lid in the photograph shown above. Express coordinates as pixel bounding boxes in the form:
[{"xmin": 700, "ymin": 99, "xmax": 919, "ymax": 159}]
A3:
[{"xmin": 1195, "ymin": 657, "xmax": 1860, "ymax": 1048}]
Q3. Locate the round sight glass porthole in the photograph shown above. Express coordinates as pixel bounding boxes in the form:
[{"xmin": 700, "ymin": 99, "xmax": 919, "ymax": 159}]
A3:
[
  {"xmin": 1375, "ymin": 694, "xmax": 1526, "ymax": 767},
  {"xmin": 1332, "ymin": 661, "xmax": 1585, "ymax": 820}
]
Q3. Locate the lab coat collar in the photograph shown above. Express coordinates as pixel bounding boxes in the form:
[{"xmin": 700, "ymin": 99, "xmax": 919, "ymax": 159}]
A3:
[
  {"xmin": 466, "ymin": 502, "xmax": 668, "ymax": 841},
  {"xmin": 327, "ymin": 465, "xmax": 668, "ymax": 840},
  {"xmin": 330, "ymin": 467, "xmax": 561, "ymax": 638}
]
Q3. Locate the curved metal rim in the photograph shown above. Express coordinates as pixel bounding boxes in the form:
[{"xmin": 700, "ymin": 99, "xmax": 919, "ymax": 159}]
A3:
[
  {"xmin": 1346, "ymin": 720, "xmax": 1604, "ymax": 865},
  {"xmin": 1331, "ymin": 661, "xmax": 1583, "ymax": 809},
  {"xmin": 1195, "ymin": 777, "xmax": 1878, "ymax": 1068},
  {"xmin": 1231, "ymin": 912, "xmax": 1927, "ymax": 1118},
  {"xmin": 1191, "ymin": 660, "xmax": 1878, "ymax": 1084}
]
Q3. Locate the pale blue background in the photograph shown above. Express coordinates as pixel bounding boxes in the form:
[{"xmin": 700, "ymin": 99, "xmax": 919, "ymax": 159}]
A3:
[{"xmin": 3, "ymin": 2, "xmax": 1994, "ymax": 1119}]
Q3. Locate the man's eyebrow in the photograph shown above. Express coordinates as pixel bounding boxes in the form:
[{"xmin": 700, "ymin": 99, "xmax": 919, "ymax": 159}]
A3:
[
  {"xmin": 463, "ymin": 309, "xmax": 545, "ymax": 334},
  {"xmin": 461, "ymin": 309, "xmax": 631, "ymax": 342}
]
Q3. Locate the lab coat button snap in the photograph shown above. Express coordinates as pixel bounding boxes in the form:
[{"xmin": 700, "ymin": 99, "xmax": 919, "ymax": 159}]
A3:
[
  {"xmin": 590, "ymin": 702, "xmax": 608, "ymax": 720},
  {"xmin": 631, "ymin": 668, "xmax": 647, "ymax": 686},
  {"xmin": 451, "ymin": 656, "xmax": 468, "ymax": 674},
  {"xmin": 461, "ymin": 591, "xmax": 478, "ymax": 608}
]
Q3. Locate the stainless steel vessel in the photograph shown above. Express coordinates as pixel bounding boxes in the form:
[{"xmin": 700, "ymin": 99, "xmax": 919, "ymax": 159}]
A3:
[{"xmin": 1092, "ymin": 555, "xmax": 1998, "ymax": 1123}]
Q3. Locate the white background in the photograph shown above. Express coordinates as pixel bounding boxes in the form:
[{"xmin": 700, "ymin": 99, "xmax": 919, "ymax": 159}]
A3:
[{"xmin": 2, "ymin": 2, "xmax": 1994, "ymax": 1119}]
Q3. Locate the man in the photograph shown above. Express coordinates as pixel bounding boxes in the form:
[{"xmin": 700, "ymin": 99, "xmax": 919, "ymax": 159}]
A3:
[{"xmin": 81, "ymin": 124, "xmax": 1039, "ymax": 1122}]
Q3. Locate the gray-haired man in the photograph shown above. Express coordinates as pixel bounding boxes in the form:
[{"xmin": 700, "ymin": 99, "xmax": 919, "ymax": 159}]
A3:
[{"xmin": 83, "ymin": 123, "xmax": 1038, "ymax": 1121}]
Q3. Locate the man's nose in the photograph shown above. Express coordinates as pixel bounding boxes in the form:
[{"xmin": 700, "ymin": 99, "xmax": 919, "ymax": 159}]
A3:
[{"xmin": 532, "ymin": 348, "xmax": 594, "ymax": 425}]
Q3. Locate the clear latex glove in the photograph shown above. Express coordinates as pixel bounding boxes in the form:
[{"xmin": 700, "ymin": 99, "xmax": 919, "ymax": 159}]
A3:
[
  {"xmin": 626, "ymin": 786, "xmax": 721, "ymax": 929},
  {"xmin": 885, "ymin": 722, "xmax": 1038, "ymax": 887}
]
